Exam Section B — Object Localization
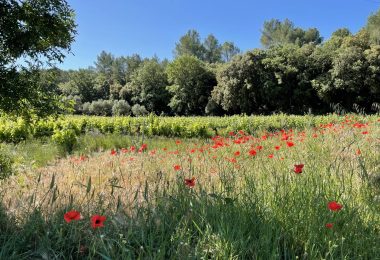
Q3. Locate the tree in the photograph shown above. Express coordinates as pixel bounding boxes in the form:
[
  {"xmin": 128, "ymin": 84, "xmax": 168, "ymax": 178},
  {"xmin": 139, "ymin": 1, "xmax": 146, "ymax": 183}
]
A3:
[
  {"xmin": 260, "ymin": 19, "xmax": 322, "ymax": 48},
  {"xmin": 203, "ymin": 34, "xmax": 222, "ymax": 63},
  {"xmin": 95, "ymin": 51, "xmax": 114, "ymax": 78},
  {"xmin": 174, "ymin": 30, "xmax": 205, "ymax": 60},
  {"xmin": 366, "ymin": 8, "xmax": 380, "ymax": 44},
  {"xmin": 128, "ymin": 59, "xmax": 169, "ymax": 113},
  {"xmin": 221, "ymin": 42, "xmax": 241, "ymax": 62},
  {"xmin": 71, "ymin": 69, "xmax": 98, "ymax": 103},
  {"xmin": 0, "ymin": 0, "xmax": 76, "ymax": 117},
  {"xmin": 166, "ymin": 55, "xmax": 216, "ymax": 115}
]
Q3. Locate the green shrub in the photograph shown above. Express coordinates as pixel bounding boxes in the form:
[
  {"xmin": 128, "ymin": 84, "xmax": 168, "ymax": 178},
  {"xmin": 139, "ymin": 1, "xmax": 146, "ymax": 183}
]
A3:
[{"xmin": 0, "ymin": 148, "xmax": 14, "ymax": 179}]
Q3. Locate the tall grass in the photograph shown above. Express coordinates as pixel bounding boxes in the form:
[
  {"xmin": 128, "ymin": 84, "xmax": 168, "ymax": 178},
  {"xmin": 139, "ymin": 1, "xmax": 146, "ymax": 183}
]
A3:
[{"xmin": 0, "ymin": 116, "xmax": 379, "ymax": 259}]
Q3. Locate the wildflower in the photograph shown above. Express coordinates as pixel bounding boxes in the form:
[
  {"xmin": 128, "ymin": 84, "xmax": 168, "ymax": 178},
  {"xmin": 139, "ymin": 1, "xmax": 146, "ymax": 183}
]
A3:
[
  {"xmin": 91, "ymin": 215, "xmax": 106, "ymax": 229},
  {"xmin": 356, "ymin": 149, "xmax": 361, "ymax": 155},
  {"xmin": 268, "ymin": 154, "xmax": 274, "ymax": 158},
  {"xmin": 256, "ymin": 145, "xmax": 263, "ymax": 150},
  {"xmin": 138, "ymin": 143, "xmax": 148, "ymax": 153},
  {"xmin": 228, "ymin": 131, "xmax": 235, "ymax": 136},
  {"xmin": 185, "ymin": 177, "xmax": 196, "ymax": 188},
  {"xmin": 130, "ymin": 146, "xmax": 136, "ymax": 152},
  {"xmin": 286, "ymin": 141, "xmax": 294, "ymax": 147},
  {"xmin": 174, "ymin": 165, "xmax": 181, "ymax": 171},
  {"xmin": 362, "ymin": 131, "xmax": 368, "ymax": 135},
  {"xmin": 234, "ymin": 151, "xmax": 241, "ymax": 156},
  {"xmin": 328, "ymin": 201, "xmax": 343, "ymax": 211},
  {"xmin": 294, "ymin": 164, "xmax": 304, "ymax": 174},
  {"xmin": 175, "ymin": 140, "xmax": 181, "ymax": 145},
  {"xmin": 248, "ymin": 149, "xmax": 257, "ymax": 156},
  {"xmin": 325, "ymin": 223, "xmax": 333, "ymax": 229},
  {"xmin": 121, "ymin": 148, "xmax": 128, "ymax": 153},
  {"xmin": 275, "ymin": 146, "xmax": 281, "ymax": 150},
  {"xmin": 79, "ymin": 155, "xmax": 87, "ymax": 161},
  {"xmin": 64, "ymin": 210, "xmax": 81, "ymax": 223},
  {"xmin": 110, "ymin": 149, "xmax": 117, "ymax": 156}
]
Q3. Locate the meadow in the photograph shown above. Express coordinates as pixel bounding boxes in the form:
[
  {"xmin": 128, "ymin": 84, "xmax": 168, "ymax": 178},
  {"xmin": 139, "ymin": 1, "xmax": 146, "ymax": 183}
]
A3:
[{"xmin": 0, "ymin": 114, "xmax": 379, "ymax": 259}]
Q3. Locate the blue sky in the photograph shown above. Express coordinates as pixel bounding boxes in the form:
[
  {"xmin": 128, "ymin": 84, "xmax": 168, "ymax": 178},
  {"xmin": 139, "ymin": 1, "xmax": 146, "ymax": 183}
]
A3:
[{"xmin": 59, "ymin": 0, "xmax": 380, "ymax": 70}]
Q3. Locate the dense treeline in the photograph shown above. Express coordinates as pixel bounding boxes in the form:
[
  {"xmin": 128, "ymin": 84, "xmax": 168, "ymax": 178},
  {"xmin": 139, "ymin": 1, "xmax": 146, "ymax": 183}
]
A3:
[{"xmin": 35, "ymin": 10, "xmax": 380, "ymax": 116}]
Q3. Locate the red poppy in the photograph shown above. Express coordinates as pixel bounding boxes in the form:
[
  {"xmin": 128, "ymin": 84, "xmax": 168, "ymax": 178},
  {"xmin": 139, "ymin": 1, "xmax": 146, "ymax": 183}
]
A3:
[
  {"xmin": 356, "ymin": 149, "xmax": 361, "ymax": 155},
  {"xmin": 275, "ymin": 146, "xmax": 281, "ymax": 150},
  {"xmin": 248, "ymin": 149, "xmax": 257, "ymax": 156},
  {"xmin": 110, "ymin": 149, "xmax": 117, "ymax": 156},
  {"xmin": 79, "ymin": 155, "xmax": 87, "ymax": 161},
  {"xmin": 228, "ymin": 131, "xmax": 235, "ymax": 136},
  {"xmin": 325, "ymin": 223, "xmax": 333, "ymax": 229},
  {"xmin": 175, "ymin": 140, "xmax": 181, "ymax": 145},
  {"xmin": 286, "ymin": 141, "xmax": 294, "ymax": 147},
  {"xmin": 361, "ymin": 131, "xmax": 368, "ymax": 135},
  {"xmin": 328, "ymin": 201, "xmax": 343, "ymax": 211},
  {"xmin": 174, "ymin": 165, "xmax": 181, "ymax": 171},
  {"xmin": 64, "ymin": 210, "xmax": 81, "ymax": 223},
  {"xmin": 256, "ymin": 145, "xmax": 263, "ymax": 150},
  {"xmin": 234, "ymin": 151, "xmax": 241, "ymax": 156},
  {"xmin": 185, "ymin": 177, "xmax": 196, "ymax": 188},
  {"xmin": 121, "ymin": 148, "xmax": 128, "ymax": 153},
  {"xmin": 190, "ymin": 149, "xmax": 196, "ymax": 153},
  {"xmin": 312, "ymin": 133, "xmax": 318, "ymax": 138},
  {"xmin": 294, "ymin": 164, "xmax": 304, "ymax": 174},
  {"xmin": 91, "ymin": 215, "xmax": 106, "ymax": 229},
  {"xmin": 138, "ymin": 143, "xmax": 148, "ymax": 153},
  {"xmin": 268, "ymin": 154, "xmax": 274, "ymax": 158}
]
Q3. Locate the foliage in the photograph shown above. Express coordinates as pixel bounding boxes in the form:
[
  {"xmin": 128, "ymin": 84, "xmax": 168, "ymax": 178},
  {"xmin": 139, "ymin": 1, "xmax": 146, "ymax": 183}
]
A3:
[
  {"xmin": 260, "ymin": 18, "xmax": 322, "ymax": 48},
  {"xmin": 0, "ymin": 0, "xmax": 76, "ymax": 118},
  {"xmin": 131, "ymin": 104, "xmax": 148, "ymax": 116},
  {"xmin": 166, "ymin": 55, "xmax": 216, "ymax": 115},
  {"xmin": 128, "ymin": 59, "xmax": 169, "ymax": 113},
  {"xmin": 112, "ymin": 100, "xmax": 131, "ymax": 116}
]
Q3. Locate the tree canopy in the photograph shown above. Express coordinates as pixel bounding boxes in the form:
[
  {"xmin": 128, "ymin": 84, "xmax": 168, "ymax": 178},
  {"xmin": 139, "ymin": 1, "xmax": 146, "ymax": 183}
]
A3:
[{"xmin": 0, "ymin": 0, "xmax": 76, "ymax": 118}]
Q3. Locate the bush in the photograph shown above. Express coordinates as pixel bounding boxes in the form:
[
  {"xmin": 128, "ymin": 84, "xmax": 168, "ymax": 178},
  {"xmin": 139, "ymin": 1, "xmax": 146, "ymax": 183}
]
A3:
[
  {"xmin": 89, "ymin": 99, "xmax": 113, "ymax": 116},
  {"xmin": 131, "ymin": 104, "xmax": 148, "ymax": 116},
  {"xmin": 0, "ymin": 147, "xmax": 14, "ymax": 179},
  {"xmin": 82, "ymin": 102, "xmax": 91, "ymax": 115},
  {"xmin": 112, "ymin": 100, "xmax": 131, "ymax": 116}
]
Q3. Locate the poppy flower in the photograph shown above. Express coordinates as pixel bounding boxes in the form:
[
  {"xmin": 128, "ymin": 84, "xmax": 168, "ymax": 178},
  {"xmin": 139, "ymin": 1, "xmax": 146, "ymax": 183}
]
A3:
[
  {"xmin": 228, "ymin": 131, "xmax": 235, "ymax": 136},
  {"xmin": 64, "ymin": 210, "xmax": 81, "ymax": 223},
  {"xmin": 275, "ymin": 146, "xmax": 281, "ymax": 150},
  {"xmin": 175, "ymin": 140, "xmax": 181, "ymax": 145},
  {"xmin": 91, "ymin": 215, "xmax": 106, "ymax": 229},
  {"xmin": 325, "ymin": 223, "xmax": 333, "ymax": 229},
  {"xmin": 174, "ymin": 165, "xmax": 181, "ymax": 171},
  {"xmin": 234, "ymin": 151, "xmax": 241, "ymax": 156},
  {"xmin": 294, "ymin": 164, "xmax": 304, "ymax": 174},
  {"xmin": 328, "ymin": 201, "xmax": 343, "ymax": 211},
  {"xmin": 248, "ymin": 149, "xmax": 257, "ymax": 156},
  {"xmin": 185, "ymin": 177, "xmax": 196, "ymax": 188},
  {"xmin": 110, "ymin": 149, "xmax": 117, "ymax": 156},
  {"xmin": 361, "ymin": 131, "xmax": 368, "ymax": 135},
  {"xmin": 121, "ymin": 148, "xmax": 128, "ymax": 153},
  {"xmin": 256, "ymin": 145, "xmax": 263, "ymax": 150},
  {"xmin": 79, "ymin": 155, "xmax": 87, "ymax": 161},
  {"xmin": 356, "ymin": 149, "xmax": 361, "ymax": 155},
  {"xmin": 130, "ymin": 146, "xmax": 136, "ymax": 152},
  {"xmin": 268, "ymin": 154, "xmax": 274, "ymax": 158},
  {"xmin": 286, "ymin": 141, "xmax": 294, "ymax": 147}
]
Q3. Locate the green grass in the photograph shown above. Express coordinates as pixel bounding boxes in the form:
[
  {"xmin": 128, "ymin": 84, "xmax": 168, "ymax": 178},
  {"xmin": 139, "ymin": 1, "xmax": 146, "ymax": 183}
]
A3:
[{"xmin": 0, "ymin": 116, "xmax": 379, "ymax": 259}]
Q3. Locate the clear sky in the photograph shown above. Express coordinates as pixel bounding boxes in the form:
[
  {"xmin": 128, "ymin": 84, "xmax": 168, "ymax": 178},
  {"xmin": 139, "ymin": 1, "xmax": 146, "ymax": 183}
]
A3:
[{"xmin": 59, "ymin": 0, "xmax": 380, "ymax": 70}]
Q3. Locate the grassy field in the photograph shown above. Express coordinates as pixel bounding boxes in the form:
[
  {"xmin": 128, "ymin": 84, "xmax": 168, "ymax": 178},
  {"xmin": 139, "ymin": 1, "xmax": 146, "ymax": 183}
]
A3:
[{"xmin": 0, "ymin": 115, "xmax": 379, "ymax": 259}]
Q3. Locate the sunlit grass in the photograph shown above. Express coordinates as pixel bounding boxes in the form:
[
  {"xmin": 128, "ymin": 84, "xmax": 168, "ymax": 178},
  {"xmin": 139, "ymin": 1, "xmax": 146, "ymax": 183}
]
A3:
[{"xmin": 0, "ymin": 116, "xmax": 379, "ymax": 259}]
